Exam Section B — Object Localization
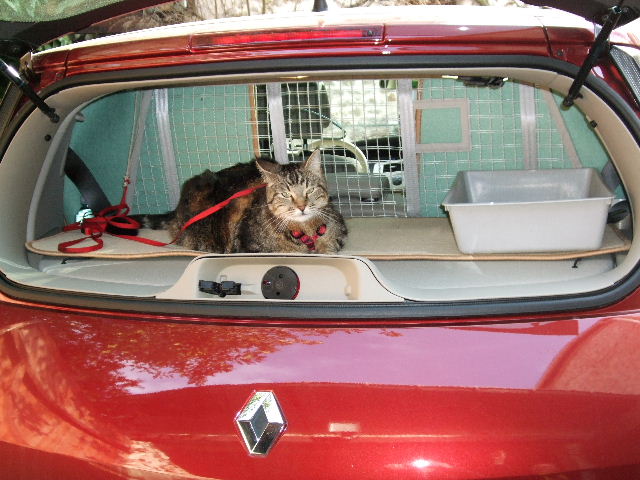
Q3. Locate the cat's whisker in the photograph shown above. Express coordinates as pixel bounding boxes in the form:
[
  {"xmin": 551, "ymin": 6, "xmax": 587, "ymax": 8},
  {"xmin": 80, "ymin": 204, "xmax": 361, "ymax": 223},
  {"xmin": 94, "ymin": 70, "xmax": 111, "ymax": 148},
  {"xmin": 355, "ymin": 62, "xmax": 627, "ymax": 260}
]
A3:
[
  {"xmin": 316, "ymin": 210, "xmax": 337, "ymax": 223},
  {"xmin": 270, "ymin": 216, "xmax": 286, "ymax": 233},
  {"xmin": 266, "ymin": 214, "xmax": 290, "ymax": 234},
  {"xmin": 263, "ymin": 214, "xmax": 283, "ymax": 231}
]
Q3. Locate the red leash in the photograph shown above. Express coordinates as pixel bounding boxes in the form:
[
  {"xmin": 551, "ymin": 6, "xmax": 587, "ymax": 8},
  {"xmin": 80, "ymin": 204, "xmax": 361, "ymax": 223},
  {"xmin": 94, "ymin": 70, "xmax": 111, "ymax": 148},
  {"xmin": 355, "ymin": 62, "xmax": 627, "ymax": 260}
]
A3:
[
  {"xmin": 179, "ymin": 182, "xmax": 267, "ymax": 232},
  {"xmin": 58, "ymin": 180, "xmax": 267, "ymax": 254}
]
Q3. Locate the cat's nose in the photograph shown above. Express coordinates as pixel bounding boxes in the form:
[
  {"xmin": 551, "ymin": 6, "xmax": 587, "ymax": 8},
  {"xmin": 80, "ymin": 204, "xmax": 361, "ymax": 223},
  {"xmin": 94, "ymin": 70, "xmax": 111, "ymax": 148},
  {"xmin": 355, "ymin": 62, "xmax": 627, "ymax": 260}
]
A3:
[{"xmin": 297, "ymin": 206, "xmax": 306, "ymax": 212}]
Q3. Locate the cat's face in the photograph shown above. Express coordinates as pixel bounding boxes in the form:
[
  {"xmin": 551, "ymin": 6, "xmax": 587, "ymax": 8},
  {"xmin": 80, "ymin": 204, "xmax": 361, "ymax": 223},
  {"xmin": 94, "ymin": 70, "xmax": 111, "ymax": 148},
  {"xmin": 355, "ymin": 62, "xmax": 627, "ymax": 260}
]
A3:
[{"xmin": 257, "ymin": 151, "xmax": 330, "ymax": 223}]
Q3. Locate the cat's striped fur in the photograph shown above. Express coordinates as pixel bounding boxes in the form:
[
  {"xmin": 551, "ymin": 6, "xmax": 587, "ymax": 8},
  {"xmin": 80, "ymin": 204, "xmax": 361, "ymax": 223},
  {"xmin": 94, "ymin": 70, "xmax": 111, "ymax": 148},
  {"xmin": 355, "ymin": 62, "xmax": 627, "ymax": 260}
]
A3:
[{"xmin": 133, "ymin": 150, "xmax": 347, "ymax": 254}]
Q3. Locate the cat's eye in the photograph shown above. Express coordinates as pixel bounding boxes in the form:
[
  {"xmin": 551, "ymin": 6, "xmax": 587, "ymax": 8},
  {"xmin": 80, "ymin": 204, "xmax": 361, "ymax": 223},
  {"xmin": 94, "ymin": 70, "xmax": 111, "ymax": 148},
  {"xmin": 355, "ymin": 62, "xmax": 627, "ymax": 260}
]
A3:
[
  {"xmin": 281, "ymin": 192, "xmax": 291, "ymax": 198},
  {"xmin": 306, "ymin": 187, "xmax": 316, "ymax": 195}
]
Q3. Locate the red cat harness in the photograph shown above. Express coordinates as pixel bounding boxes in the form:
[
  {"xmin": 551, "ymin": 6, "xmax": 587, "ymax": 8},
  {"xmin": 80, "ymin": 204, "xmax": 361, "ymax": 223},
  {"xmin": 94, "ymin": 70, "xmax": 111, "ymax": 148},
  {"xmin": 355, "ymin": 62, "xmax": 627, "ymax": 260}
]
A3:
[
  {"xmin": 290, "ymin": 224, "xmax": 327, "ymax": 251},
  {"xmin": 58, "ymin": 179, "xmax": 268, "ymax": 254}
]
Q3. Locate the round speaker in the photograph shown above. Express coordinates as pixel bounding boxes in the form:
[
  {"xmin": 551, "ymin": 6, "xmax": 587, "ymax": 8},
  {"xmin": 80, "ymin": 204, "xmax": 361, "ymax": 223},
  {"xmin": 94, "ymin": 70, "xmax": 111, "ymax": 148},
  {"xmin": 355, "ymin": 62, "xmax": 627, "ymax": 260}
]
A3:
[{"xmin": 261, "ymin": 266, "xmax": 300, "ymax": 300}]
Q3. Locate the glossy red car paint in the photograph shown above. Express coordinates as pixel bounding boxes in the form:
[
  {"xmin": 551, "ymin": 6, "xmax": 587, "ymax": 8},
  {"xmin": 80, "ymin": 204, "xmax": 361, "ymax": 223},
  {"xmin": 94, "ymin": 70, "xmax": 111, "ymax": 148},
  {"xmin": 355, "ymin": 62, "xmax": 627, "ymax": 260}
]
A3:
[
  {"xmin": 30, "ymin": 25, "xmax": 551, "ymax": 87},
  {"xmin": 27, "ymin": 17, "xmax": 639, "ymax": 110},
  {"xmin": 3, "ymin": 5, "xmax": 640, "ymax": 479},
  {"xmin": 2, "ymin": 299, "xmax": 640, "ymax": 479}
]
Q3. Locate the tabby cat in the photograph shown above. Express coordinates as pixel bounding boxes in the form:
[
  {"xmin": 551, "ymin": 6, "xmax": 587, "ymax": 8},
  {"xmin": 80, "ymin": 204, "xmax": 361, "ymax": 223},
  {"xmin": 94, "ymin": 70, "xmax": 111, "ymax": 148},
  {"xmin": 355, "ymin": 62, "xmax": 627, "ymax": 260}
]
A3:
[{"xmin": 135, "ymin": 150, "xmax": 348, "ymax": 254}]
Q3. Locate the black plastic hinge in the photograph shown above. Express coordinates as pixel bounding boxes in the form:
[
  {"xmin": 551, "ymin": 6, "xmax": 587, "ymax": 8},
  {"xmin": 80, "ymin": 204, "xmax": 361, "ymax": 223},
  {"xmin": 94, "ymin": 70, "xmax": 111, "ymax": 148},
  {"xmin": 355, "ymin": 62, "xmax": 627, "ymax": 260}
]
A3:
[
  {"xmin": 0, "ymin": 58, "xmax": 59, "ymax": 122},
  {"xmin": 198, "ymin": 280, "xmax": 241, "ymax": 297},
  {"xmin": 563, "ymin": 4, "xmax": 625, "ymax": 108}
]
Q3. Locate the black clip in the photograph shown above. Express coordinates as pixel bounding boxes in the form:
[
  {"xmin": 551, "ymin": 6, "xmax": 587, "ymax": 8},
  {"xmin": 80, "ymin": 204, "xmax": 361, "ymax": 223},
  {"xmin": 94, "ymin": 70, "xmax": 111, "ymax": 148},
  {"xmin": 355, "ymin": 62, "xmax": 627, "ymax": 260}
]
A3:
[
  {"xmin": 458, "ymin": 76, "xmax": 505, "ymax": 89},
  {"xmin": 198, "ymin": 280, "xmax": 241, "ymax": 298}
]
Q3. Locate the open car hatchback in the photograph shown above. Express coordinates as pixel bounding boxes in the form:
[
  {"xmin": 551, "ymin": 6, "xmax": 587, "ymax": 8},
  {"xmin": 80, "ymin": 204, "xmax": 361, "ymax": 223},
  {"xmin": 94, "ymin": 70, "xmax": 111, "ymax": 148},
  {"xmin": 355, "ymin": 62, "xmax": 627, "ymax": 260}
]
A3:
[{"xmin": 2, "ymin": 0, "xmax": 640, "ymax": 478}]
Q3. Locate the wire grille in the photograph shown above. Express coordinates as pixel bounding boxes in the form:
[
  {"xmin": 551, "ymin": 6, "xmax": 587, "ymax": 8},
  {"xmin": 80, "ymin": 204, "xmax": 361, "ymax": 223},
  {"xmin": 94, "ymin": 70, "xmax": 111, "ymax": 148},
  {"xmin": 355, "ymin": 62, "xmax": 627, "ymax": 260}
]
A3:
[
  {"xmin": 132, "ymin": 99, "xmax": 169, "ymax": 214},
  {"xmin": 254, "ymin": 80, "xmax": 406, "ymax": 217},
  {"xmin": 70, "ymin": 77, "xmax": 613, "ymax": 222},
  {"xmin": 417, "ymin": 78, "xmax": 611, "ymax": 217},
  {"xmin": 131, "ymin": 81, "xmax": 406, "ymax": 217},
  {"xmin": 418, "ymin": 78, "xmax": 524, "ymax": 217},
  {"xmin": 321, "ymin": 80, "xmax": 405, "ymax": 217},
  {"xmin": 534, "ymin": 88, "xmax": 579, "ymax": 170},
  {"xmin": 131, "ymin": 85, "xmax": 259, "ymax": 214}
]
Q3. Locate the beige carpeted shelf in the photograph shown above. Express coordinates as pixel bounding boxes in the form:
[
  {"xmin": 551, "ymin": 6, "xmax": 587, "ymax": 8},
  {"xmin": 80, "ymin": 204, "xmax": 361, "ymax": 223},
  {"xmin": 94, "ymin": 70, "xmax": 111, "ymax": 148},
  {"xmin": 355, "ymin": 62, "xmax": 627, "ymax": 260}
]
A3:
[{"xmin": 26, "ymin": 217, "xmax": 630, "ymax": 261}]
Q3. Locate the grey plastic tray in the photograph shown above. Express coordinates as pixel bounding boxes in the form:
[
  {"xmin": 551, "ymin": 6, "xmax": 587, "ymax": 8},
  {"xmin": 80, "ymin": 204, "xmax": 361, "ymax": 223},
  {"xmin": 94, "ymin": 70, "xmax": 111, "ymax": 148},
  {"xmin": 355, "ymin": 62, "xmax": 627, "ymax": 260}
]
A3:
[{"xmin": 442, "ymin": 169, "xmax": 615, "ymax": 254}]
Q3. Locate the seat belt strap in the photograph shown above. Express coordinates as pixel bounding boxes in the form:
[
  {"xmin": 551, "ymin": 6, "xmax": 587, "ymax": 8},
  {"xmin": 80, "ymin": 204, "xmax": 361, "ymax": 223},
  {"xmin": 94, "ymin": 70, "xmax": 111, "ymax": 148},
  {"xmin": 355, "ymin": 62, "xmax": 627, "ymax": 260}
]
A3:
[
  {"xmin": 64, "ymin": 148, "xmax": 111, "ymax": 213},
  {"xmin": 601, "ymin": 160, "xmax": 622, "ymax": 193}
]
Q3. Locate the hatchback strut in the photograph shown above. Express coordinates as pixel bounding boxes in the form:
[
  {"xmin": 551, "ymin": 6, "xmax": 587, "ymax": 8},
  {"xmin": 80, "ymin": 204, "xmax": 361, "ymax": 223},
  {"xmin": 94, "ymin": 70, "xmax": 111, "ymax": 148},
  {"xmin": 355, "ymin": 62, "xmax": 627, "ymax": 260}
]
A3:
[
  {"xmin": 0, "ymin": 58, "xmax": 59, "ymax": 123},
  {"xmin": 563, "ymin": 3, "xmax": 625, "ymax": 108}
]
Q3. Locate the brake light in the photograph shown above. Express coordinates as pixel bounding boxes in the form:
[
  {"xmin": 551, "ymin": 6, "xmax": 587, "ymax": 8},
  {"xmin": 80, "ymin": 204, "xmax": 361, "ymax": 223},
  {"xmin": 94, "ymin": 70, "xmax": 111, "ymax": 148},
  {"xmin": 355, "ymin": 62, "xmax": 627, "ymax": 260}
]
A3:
[{"xmin": 191, "ymin": 26, "xmax": 383, "ymax": 50}]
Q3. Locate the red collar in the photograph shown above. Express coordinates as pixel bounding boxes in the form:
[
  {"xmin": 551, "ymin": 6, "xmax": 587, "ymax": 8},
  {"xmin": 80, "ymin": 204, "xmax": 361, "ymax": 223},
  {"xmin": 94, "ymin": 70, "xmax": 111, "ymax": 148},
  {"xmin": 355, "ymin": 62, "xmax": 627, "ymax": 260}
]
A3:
[{"xmin": 291, "ymin": 224, "xmax": 327, "ymax": 251}]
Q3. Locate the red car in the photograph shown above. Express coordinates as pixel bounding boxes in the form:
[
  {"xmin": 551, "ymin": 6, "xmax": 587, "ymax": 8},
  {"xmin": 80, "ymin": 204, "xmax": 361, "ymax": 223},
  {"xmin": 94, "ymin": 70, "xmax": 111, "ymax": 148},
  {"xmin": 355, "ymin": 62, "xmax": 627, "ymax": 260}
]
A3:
[{"xmin": 1, "ymin": 0, "xmax": 640, "ymax": 478}]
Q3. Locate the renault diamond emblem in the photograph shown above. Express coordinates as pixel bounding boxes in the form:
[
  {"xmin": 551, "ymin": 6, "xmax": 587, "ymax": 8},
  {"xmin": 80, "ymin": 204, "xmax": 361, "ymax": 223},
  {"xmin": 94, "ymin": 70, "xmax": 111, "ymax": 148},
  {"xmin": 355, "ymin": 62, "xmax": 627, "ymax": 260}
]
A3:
[{"xmin": 236, "ymin": 391, "xmax": 286, "ymax": 456}]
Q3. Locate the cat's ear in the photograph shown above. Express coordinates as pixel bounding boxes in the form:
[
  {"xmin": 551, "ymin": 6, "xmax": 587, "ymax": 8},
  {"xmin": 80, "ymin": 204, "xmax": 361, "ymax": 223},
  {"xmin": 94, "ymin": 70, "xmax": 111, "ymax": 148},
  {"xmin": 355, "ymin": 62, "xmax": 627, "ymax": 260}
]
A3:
[
  {"xmin": 303, "ymin": 150, "xmax": 323, "ymax": 177},
  {"xmin": 255, "ymin": 158, "xmax": 280, "ymax": 184}
]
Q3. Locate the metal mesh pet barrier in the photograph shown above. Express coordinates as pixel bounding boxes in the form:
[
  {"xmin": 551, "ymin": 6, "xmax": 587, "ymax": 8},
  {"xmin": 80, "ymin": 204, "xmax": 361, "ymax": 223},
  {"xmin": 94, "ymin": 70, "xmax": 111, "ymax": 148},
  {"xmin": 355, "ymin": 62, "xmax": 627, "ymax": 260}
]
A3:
[{"xmin": 67, "ymin": 76, "xmax": 614, "ymax": 223}]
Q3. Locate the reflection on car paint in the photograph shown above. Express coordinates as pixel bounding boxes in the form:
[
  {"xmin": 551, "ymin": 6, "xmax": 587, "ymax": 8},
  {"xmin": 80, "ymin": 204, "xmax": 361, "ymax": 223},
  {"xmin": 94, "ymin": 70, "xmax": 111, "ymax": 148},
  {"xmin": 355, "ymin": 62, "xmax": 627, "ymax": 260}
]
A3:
[{"xmin": 2, "ymin": 307, "xmax": 640, "ymax": 477}]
